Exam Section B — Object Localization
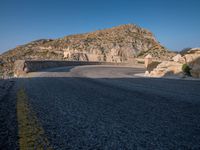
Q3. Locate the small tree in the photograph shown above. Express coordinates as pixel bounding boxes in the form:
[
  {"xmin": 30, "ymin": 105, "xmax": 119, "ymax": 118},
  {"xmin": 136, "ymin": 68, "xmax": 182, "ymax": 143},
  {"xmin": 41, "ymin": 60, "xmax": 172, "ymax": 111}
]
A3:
[{"xmin": 182, "ymin": 64, "xmax": 191, "ymax": 76}]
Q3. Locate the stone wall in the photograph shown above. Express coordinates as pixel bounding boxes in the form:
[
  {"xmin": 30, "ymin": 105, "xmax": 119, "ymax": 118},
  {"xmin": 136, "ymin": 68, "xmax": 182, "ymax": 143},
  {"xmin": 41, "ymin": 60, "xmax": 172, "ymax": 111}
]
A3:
[{"xmin": 13, "ymin": 60, "xmax": 123, "ymax": 77}]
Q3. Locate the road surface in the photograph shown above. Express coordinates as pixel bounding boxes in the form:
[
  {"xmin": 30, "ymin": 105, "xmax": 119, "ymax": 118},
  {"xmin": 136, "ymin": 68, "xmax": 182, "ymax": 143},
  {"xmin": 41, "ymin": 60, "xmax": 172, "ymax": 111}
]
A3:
[{"xmin": 2, "ymin": 65, "xmax": 200, "ymax": 149}]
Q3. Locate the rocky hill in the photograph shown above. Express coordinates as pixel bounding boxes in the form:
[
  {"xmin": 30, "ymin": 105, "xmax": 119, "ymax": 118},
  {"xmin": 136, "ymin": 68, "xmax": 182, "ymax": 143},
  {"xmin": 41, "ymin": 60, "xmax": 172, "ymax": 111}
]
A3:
[{"xmin": 0, "ymin": 24, "xmax": 175, "ymax": 76}]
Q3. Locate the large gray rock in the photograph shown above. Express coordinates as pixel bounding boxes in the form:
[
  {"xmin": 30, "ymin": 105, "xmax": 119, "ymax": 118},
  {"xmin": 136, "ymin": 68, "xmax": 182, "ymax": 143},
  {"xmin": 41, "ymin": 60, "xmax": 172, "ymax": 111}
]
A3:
[
  {"xmin": 147, "ymin": 61, "xmax": 183, "ymax": 77},
  {"xmin": 183, "ymin": 48, "xmax": 200, "ymax": 78}
]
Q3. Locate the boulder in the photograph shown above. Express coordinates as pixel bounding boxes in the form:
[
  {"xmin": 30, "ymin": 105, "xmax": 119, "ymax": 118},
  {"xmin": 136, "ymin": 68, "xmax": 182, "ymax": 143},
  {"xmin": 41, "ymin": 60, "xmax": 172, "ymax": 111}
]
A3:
[
  {"xmin": 183, "ymin": 48, "xmax": 200, "ymax": 78},
  {"xmin": 172, "ymin": 54, "xmax": 185, "ymax": 64},
  {"xmin": 146, "ymin": 61, "xmax": 161, "ymax": 73},
  {"xmin": 148, "ymin": 61, "xmax": 183, "ymax": 77},
  {"xmin": 184, "ymin": 54, "xmax": 200, "ymax": 64},
  {"xmin": 13, "ymin": 60, "xmax": 26, "ymax": 77}
]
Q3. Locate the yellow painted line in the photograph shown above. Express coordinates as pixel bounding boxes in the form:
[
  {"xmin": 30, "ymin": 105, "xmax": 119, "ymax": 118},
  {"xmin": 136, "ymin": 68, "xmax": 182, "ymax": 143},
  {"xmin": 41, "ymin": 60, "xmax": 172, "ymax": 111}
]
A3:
[{"xmin": 17, "ymin": 88, "xmax": 53, "ymax": 150}]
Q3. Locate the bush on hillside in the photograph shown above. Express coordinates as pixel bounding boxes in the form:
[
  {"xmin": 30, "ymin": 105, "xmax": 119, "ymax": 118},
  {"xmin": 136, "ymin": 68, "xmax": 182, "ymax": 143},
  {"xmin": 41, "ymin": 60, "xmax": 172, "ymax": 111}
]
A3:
[{"xmin": 182, "ymin": 64, "xmax": 191, "ymax": 76}]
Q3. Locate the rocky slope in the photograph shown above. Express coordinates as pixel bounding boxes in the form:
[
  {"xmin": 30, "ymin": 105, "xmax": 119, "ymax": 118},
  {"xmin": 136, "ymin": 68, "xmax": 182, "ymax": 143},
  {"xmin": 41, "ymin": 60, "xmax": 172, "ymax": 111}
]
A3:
[
  {"xmin": 0, "ymin": 24, "xmax": 174, "ymax": 76},
  {"xmin": 146, "ymin": 48, "xmax": 200, "ymax": 78}
]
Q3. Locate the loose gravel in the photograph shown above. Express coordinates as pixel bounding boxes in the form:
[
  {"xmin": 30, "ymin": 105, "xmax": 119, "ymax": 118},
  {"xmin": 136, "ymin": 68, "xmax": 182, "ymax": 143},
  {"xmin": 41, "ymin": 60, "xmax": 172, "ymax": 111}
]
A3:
[
  {"xmin": 0, "ymin": 79, "xmax": 19, "ymax": 150},
  {"xmin": 19, "ymin": 66, "xmax": 200, "ymax": 150}
]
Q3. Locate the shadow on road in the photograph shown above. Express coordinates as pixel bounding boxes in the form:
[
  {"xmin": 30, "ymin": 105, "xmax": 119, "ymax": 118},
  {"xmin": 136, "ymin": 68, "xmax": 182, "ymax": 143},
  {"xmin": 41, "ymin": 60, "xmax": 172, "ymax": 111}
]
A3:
[
  {"xmin": 35, "ymin": 66, "xmax": 76, "ymax": 72},
  {"xmin": 1, "ymin": 76, "xmax": 200, "ymax": 149}
]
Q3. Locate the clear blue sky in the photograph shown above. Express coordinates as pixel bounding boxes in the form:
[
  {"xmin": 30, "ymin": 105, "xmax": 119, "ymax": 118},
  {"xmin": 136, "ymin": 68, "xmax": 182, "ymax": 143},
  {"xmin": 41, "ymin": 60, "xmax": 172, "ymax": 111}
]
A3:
[{"xmin": 0, "ymin": 0, "xmax": 200, "ymax": 53}]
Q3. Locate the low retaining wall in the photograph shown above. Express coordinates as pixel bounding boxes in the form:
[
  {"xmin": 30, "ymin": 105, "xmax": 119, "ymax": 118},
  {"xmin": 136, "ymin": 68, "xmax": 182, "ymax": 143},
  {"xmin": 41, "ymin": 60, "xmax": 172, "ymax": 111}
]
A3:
[{"xmin": 13, "ymin": 60, "xmax": 123, "ymax": 77}]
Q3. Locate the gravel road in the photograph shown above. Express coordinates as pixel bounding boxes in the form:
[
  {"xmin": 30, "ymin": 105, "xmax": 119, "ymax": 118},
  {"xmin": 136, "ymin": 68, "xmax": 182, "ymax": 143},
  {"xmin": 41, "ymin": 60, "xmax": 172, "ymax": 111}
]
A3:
[
  {"xmin": 0, "ymin": 79, "xmax": 18, "ymax": 149},
  {"xmin": 2, "ymin": 65, "xmax": 200, "ymax": 149}
]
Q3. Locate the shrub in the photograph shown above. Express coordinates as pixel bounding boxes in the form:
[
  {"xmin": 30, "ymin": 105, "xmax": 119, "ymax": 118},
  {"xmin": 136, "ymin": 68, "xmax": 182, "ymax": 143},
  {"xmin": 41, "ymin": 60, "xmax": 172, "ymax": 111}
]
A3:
[{"xmin": 182, "ymin": 64, "xmax": 191, "ymax": 76}]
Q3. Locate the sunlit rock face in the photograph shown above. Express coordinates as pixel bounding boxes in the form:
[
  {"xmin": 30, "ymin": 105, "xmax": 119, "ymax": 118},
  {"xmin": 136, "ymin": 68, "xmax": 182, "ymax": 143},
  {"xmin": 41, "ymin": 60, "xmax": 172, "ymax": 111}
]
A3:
[
  {"xmin": 172, "ymin": 54, "xmax": 186, "ymax": 64},
  {"xmin": 147, "ymin": 61, "xmax": 183, "ymax": 77},
  {"xmin": 146, "ymin": 48, "xmax": 200, "ymax": 78},
  {"xmin": 183, "ymin": 48, "xmax": 200, "ymax": 78}
]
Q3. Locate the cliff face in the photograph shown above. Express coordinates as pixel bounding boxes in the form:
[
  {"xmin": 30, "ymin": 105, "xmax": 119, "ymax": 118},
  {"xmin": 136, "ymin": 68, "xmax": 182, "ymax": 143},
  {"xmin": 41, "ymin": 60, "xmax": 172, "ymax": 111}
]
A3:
[{"xmin": 0, "ymin": 24, "xmax": 174, "ymax": 76}]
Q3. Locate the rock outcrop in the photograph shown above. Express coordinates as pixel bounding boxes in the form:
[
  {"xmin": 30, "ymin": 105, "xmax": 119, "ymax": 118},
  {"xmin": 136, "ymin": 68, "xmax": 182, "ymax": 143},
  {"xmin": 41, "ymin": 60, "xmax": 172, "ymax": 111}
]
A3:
[
  {"xmin": 0, "ymin": 24, "xmax": 174, "ymax": 76},
  {"xmin": 146, "ymin": 61, "xmax": 183, "ymax": 77},
  {"xmin": 172, "ymin": 54, "xmax": 186, "ymax": 64},
  {"xmin": 184, "ymin": 48, "xmax": 200, "ymax": 78},
  {"xmin": 146, "ymin": 48, "xmax": 200, "ymax": 78}
]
